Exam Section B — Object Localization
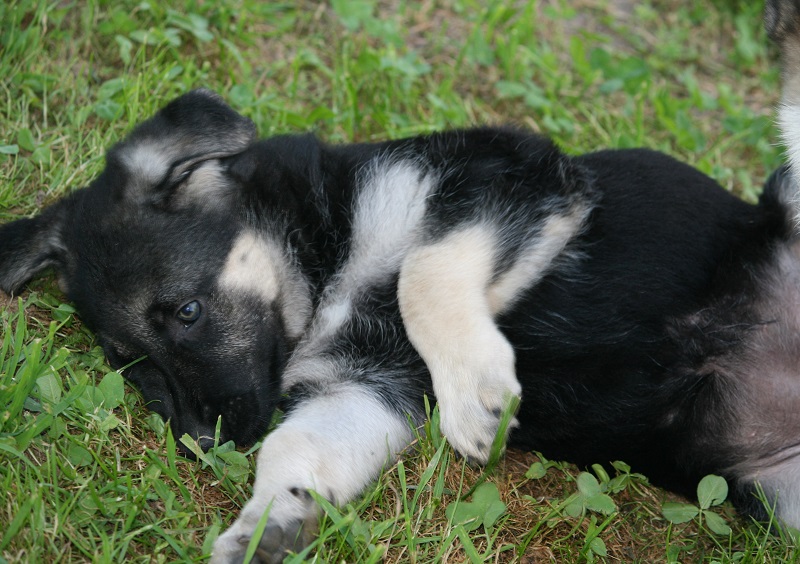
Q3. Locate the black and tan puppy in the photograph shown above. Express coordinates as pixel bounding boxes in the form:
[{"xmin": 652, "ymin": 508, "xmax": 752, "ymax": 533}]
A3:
[{"xmin": 2, "ymin": 3, "xmax": 800, "ymax": 561}]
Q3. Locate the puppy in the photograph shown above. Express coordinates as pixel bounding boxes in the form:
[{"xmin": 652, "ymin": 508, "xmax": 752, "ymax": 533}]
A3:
[{"xmin": 1, "ymin": 3, "xmax": 800, "ymax": 561}]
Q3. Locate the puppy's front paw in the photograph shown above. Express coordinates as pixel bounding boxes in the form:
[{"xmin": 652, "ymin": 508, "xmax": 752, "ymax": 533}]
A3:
[
  {"xmin": 435, "ymin": 335, "xmax": 521, "ymax": 464},
  {"xmin": 211, "ymin": 488, "xmax": 317, "ymax": 564},
  {"xmin": 211, "ymin": 384, "xmax": 416, "ymax": 563},
  {"xmin": 439, "ymin": 381, "xmax": 521, "ymax": 465}
]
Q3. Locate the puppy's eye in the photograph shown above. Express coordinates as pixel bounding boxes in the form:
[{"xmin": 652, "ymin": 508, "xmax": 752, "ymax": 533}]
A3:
[
  {"xmin": 170, "ymin": 165, "xmax": 197, "ymax": 188},
  {"xmin": 171, "ymin": 167, "xmax": 196, "ymax": 189},
  {"xmin": 176, "ymin": 300, "xmax": 202, "ymax": 324}
]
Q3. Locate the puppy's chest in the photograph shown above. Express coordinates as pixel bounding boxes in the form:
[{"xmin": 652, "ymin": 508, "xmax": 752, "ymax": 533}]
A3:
[
  {"xmin": 302, "ymin": 159, "xmax": 435, "ymax": 336},
  {"xmin": 332, "ymin": 159, "xmax": 435, "ymax": 289}
]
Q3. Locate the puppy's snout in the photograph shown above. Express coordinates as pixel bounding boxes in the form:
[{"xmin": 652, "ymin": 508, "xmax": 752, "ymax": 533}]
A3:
[{"xmin": 197, "ymin": 436, "xmax": 216, "ymax": 452}]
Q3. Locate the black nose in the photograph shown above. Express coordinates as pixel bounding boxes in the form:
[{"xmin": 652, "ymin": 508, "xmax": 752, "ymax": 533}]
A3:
[
  {"xmin": 175, "ymin": 435, "xmax": 216, "ymax": 460},
  {"xmin": 197, "ymin": 436, "xmax": 216, "ymax": 452}
]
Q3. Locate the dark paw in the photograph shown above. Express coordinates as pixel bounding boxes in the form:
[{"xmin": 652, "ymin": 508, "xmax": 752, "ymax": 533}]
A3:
[
  {"xmin": 231, "ymin": 517, "xmax": 317, "ymax": 564},
  {"xmin": 455, "ymin": 445, "xmax": 488, "ymax": 468}
]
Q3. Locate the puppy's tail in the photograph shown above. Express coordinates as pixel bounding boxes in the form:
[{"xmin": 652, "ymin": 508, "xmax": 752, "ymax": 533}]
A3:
[{"xmin": 768, "ymin": 0, "xmax": 800, "ymax": 227}]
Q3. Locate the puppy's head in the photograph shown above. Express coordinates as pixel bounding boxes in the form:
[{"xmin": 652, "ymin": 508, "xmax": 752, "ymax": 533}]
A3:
[{"xmin": 0, "ymin": 90, "xmax": 313, "ymax": 450}]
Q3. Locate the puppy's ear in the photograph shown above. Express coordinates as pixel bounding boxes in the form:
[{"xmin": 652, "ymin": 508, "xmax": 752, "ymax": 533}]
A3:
[
  {"xmin": 110, "ymin": 88, "xmax": 257, "ymax": 209},
  {"xmin": 0, "ymin": 197, "xmax": 72, "ymax": 295},
  {"xmin": 768, "ymin": 0, "xmax": 800, "ymax": 227}
]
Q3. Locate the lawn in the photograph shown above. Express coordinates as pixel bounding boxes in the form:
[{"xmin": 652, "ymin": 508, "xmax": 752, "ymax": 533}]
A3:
[{"xmin": 0, "ymin": 0, "xmax": 796, "ymax": 562}]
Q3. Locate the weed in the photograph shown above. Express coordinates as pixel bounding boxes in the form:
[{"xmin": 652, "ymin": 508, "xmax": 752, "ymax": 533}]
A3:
[{"xmin": 663, "ymin": 475, "xmax": 732, "ymax": 536}]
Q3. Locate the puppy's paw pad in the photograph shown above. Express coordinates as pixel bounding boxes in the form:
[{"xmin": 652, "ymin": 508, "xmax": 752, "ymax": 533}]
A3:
[
  {"xmin": 255, "ymin": 520, "xmax": 315, "ymax": 563},
  {"xmin": 212, "ymin": 518, "xmax": 316, "ymax": 564},
  {"xmin": 210, "ymin": 487, "xmax": 318, "ymax": 564}
]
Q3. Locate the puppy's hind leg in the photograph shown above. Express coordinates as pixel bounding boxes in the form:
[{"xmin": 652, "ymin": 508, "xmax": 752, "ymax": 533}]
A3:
[{"xmin": 399, "ymin": 209, "xmax": 587, "ymax": 464}]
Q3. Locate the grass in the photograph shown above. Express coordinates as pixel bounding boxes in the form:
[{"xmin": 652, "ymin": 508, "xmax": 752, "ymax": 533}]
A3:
[{"xmin": 0, "ymin": 0, "xmax": 795, "ymax": 561}]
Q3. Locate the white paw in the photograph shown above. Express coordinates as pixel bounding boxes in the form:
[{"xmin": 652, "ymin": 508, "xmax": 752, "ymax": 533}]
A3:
[
  {"xmin": 210, "ymin": 487, "xmax": 317, "ymax": 564},
  {"xmin": 434, "ymin": 333, "xmax": 521, "ymax": 464}
]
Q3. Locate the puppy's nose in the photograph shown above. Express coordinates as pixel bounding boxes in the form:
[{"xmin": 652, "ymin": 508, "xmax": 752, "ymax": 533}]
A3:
[
  {"xmin": 197, "ymin": 436, "xmax": 216, "ymax": 452},
  {"xmin": 172, "ymin": 418, "xmax": 220, "ymax": 457},
  {"xmin": 175, "ymin": 435, "xmax": 215, "ymax": 459}
]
